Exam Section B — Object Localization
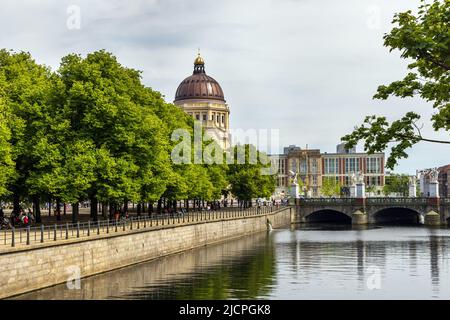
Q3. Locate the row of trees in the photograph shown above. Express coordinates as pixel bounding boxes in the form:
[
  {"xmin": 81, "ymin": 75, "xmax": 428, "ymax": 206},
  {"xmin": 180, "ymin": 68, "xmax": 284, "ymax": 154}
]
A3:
[{"xmin": 0, "ymin": 49, "xmax": 275, "ymax": 223}]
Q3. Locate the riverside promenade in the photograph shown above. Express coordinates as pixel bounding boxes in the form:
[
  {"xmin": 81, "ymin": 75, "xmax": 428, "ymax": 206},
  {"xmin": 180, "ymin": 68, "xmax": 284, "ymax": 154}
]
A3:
[{"xmin": 0, "ymin": 206, "xmax": 293, "ymax": 298}]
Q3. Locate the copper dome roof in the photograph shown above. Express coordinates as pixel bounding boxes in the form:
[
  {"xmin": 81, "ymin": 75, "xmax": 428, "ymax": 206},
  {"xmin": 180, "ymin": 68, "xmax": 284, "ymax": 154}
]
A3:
[{"xmin": 174, "ymin": 54, "xmax": 225, "ymax": 102}]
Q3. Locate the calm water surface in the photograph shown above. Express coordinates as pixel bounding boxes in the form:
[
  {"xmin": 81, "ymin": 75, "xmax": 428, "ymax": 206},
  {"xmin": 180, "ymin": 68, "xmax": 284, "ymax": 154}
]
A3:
[{"xmin": 15, "ymin": 224, "xmax": 450, "ymax": 300}]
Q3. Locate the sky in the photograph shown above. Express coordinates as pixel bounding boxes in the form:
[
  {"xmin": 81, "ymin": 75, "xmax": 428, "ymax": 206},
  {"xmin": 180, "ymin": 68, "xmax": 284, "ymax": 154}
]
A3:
[{"xmin": 0, "ymin": 0, "xmax": 448, "ymax": 174}]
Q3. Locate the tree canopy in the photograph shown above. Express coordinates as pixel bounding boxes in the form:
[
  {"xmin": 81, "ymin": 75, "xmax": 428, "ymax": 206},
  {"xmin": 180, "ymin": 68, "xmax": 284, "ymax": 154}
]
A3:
[
  {"xmin": 342, "ymin": 0, "xmax": 449, "ymax": 169},
  {"xmin": 383, "ymin": 174, "xmax": 410, "ymax": 196},
  {"xmin": 0, "ymin": 49, "xmax": 275, "ymax": 219}
]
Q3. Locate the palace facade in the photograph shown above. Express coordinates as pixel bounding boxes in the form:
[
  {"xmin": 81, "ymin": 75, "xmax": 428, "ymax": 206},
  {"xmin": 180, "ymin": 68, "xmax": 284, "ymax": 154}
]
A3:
[{"xmin": 174, "ymin": 52, "xmax": 230, "ymax": 150}]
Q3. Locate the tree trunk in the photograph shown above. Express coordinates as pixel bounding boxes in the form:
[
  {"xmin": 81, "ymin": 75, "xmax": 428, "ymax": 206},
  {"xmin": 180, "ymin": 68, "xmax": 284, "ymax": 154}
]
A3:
[
  {"xmin": 13, "ymin": 193, "xmax": 20, "ymax": 215},
  {"xmin": 33, "ymin": 196, "xmax": 41, "ymax": 223},
  {"xmin": 123, "ymin": 200, "xmax": 128, "ymax": 214},
  {"xmin": 63, "ymin": 203, "xmax": 67, "ymax": 216},
  {"xmin": 148, "ymin": 202, "xmax": 153, "ymax": 216},
  {"xmin": 56, "ymin": 199, "xmax": 62, "ymax": 221},
  {"xmin": 109, "ymin": 202, "xmax": 115, "ymax": 220},
  {"xmin": 101, "ymin": 203, "xmax": 108, "ymax": 219},
  {"xmin": 90, "ymin": 196, "xmax": 98, "ymax": 222},
  {"xmin": 137, "ymin": 203, "xmax": 142, "ymax": 216},
  {"xmin": 157, "ymin": 198, "xmax": 162, "ymax": 214},
  {"xmin": 72, "ymin": 202, "xmax": 79, "ymax": 223}
]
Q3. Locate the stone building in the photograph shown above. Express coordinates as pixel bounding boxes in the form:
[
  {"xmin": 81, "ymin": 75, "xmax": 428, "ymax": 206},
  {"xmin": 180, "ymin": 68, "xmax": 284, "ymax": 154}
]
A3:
[
  {"xmin": 272, "ymin": 145, "xmax": 323, "ymax": 198},
  {"xmin": 438, "ymin": 165, "xmax": 450, "ymax": 198},
  {"xmin": 174, "ymin": 52, "xmax": 230, "ymax": 150},
  {"xmin": 271, "ymin": 144, "xmax": 385, "ymax": 198},
  {"xmin": 418, "ymin": 164, "xmax": 450, "ymax": 197}
]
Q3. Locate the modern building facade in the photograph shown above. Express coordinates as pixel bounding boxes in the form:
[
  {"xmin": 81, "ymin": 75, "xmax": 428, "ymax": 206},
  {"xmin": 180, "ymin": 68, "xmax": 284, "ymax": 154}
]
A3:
[
  {"xmin": 322, "ymin": 148, "xmax": 385, "ymax": 190},
  {"xmin": 174, "ymin": 52, "xmax": 230, "ymax": 150},
  {"xmin": 272, "ymin": 144, "xmax": 385, "ymax": 198}
]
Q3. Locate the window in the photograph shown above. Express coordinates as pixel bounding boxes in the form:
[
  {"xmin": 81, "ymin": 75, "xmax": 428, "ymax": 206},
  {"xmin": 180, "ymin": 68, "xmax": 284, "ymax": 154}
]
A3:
[
  {"xmin": 345, "ymin": 158, "xmax": 359, "ymax": 173},
  {"xmin": 196, "ymin": 114, "xmax": 200, "ymax": 120},
  {"xmin": 290, "ymin": 159, "xmax": 297, "ymax": 172},
  {"xmin": 216, "ymin": 115, "xmax": 219, "ymax": 122},
  {"xmin": 300, "ymin": 160, "xmax": 307, "ymax": 174},
  {"xmin": 202, "ymin": 114, "xmax": 207, "ymax": 121},
  {"xmin": 366, "ymin": 157, "xmax": 380, "ymax": 173},
  {"xmin": 324, "ymin": 158, "xmax": 338, "ymax": 174},
  {"xmin": 221, "ymin": 115, "xmax": 224, "ymax": 123},
  {"xmin": 311, "ymin": 159, "xmax": 318, "ymax": 174},
  {"xmin": 280, "ymin": 159, "xmax": 285, "ymax": 174}
]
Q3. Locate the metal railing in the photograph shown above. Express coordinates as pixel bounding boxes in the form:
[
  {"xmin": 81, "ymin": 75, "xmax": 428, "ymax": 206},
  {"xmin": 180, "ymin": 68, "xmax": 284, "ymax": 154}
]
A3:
[
  {"xmin": 366, "ymin": 197, "xmax": 429, "ymax": 205},
  {"xmin": 297, "ymin": 197, "xmax": 449, "ymax": 206},
  {"xmin": 1, "ymin": 205, "xmax": 287, "ymax": 249},
  {"xmin": 297, "ymin": 198, "xmax": 355, "ymax": 206}
]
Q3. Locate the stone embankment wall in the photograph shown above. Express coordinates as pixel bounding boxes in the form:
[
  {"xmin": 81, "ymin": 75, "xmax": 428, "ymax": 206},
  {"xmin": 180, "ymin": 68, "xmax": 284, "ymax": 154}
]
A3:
[{"xmin": 0, "ymin": 207, "xmax": 292, "ymax": 299}]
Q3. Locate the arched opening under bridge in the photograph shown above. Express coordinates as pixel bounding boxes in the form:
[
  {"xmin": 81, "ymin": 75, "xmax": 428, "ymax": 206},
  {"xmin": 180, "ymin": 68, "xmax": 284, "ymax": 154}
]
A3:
[
  {"xmin": 374, "ymin": 207, "xmax": 421, "ymax": 225},
  {"xmin": 305, "ymin": 210, "xmax": 352, "ymax": 224}
]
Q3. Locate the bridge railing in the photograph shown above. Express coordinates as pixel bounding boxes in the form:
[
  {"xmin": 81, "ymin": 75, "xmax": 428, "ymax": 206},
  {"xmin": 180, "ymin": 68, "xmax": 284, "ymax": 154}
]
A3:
[
  {"xmin": 296, "ymin": 197, "xmax": 443, "ymax": 206},
  {"xmin": 366, "ymin": 197, "xmax": 428, "ymax": 205},
  {"xmin": 297, "ymin": 198, "xmax": 355, "ymax": 206}
]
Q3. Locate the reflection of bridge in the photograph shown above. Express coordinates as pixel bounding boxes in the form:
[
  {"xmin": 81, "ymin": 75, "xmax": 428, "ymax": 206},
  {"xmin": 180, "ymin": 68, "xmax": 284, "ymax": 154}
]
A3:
[{"xmin": 295, "ymin": 197, "xmax": 450, "ymax": 225}]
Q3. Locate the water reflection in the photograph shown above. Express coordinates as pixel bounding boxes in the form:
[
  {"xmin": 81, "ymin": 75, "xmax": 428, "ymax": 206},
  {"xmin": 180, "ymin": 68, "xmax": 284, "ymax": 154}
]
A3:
[
  {"xmin": 14, "ymin": 233, "xmax": 276, "ymax": 300},
  {"xmin": 13, "ymin": 224, "xmax": 450, "ymax": 300}
]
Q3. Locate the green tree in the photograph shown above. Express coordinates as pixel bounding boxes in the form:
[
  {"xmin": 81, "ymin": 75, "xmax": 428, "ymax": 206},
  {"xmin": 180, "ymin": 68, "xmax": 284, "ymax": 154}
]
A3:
[
  {"xmin": 0, "ymin": 49, "xmax": 54, "ymax": 218},
  {"xmin": 383, "ymin": 174, "xmax": 410, "ymax": 196},
  {"xmin": 342, "ymin": 0, "xmax": 449, "ymax": 169},
  {"xmin": 0, "ymin": 97, "xmax": 14, "ymax": 197},
  {"xmin": 52, "ymin": 50, "xmax": 172, "ymax": 220},
  {"xmin": 227, "ymin": 145, "xmax": 276, "ymax": 206},
  {"xmin": 321, "ymin": 177, "xmax": 341, "ymax": 197}
]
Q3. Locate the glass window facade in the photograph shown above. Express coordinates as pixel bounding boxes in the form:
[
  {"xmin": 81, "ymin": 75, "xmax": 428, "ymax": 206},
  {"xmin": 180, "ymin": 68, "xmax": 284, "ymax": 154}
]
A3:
[
  {"xmin": 366, "ymin": 157, "xmax": 381, "ymax": 173},
  {"xmin": 324, "ymin": 158, "xmax": 338, "ymax": 174},
  {"xmin": 345, "ymin": 158, "xmax": 359, "ymax": 173}
]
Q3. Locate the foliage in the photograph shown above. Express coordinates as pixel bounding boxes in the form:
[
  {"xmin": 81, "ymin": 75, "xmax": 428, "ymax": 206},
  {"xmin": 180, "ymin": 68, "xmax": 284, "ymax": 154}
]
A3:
[
  {"xmin": 0, "ymin": 49, "xmax": 276, "ymax": 217},
  {"xmin": 383, "ymin": 173, "xmax": 410, "ymax": 196},
  {"xmin": 227, "ymin": 144, "xmax": 276, "ymax": 202},
  {"xmin": 342, "ymin": 0, "xmax": 450, "ymax": 169},
  {"xmin": 321, "ymin": 177, "xmax": 341, "ymax": 197},
  {"xmin": 0, "ymin": 49, "xmax": 54, "ymax": 209}
]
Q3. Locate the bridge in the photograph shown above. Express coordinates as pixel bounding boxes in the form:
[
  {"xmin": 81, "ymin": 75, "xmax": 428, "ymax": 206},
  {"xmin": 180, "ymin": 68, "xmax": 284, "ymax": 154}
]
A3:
[{"xmin": 294, "ymin": 197, "xmax": 450, "ymax": 225}]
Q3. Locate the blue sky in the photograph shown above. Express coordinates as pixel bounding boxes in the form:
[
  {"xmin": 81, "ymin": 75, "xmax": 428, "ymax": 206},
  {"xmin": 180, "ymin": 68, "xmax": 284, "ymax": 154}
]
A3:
[{"xmin": 0, "ymin": 0, "xmax": 448, "ymax": 174}]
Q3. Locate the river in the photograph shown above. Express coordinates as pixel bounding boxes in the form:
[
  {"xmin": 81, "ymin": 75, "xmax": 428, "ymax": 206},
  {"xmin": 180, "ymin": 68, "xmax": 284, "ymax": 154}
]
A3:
[{"xmin": 13, "ymin": 224, "xmax": 450, "ymax": 300}]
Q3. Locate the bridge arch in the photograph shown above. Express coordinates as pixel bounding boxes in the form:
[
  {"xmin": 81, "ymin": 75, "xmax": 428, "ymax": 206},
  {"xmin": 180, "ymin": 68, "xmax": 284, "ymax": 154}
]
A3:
[
  {"xmin": 305, "ymin": 209, "xmax": 352, "ymax": 224},
  {"xmin": 373, "ymin": 207, "xmax": 422, "ymax": 225}
]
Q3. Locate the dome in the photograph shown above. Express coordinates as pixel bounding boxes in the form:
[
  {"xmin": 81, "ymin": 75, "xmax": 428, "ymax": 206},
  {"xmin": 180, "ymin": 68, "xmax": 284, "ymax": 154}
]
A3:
[{"xmin": 174, "ymin": 54, "xmax": 225, "ymax": 102}]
